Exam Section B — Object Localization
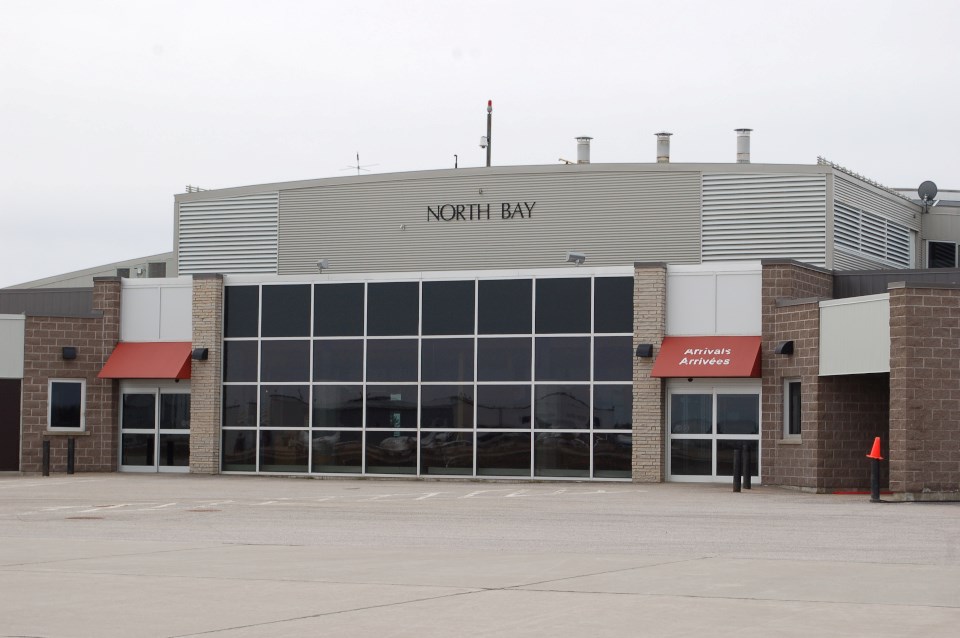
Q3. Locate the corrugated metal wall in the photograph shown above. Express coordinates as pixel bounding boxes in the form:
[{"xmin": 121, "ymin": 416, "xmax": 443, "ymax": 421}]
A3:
[
  {"xmin": 833, "ymin": 176, "xmax": 919, "ymax": 270},
  {"xmin": 178, "ymin": 193, "xmax": 279, "ymax": 274},
  {"xmin": 701, "ymin": 173, "xmax": 827, "ymax": 266},
  {"xmin": 278, "ymin": 170, "xmax": 701, "ymax": 274}
]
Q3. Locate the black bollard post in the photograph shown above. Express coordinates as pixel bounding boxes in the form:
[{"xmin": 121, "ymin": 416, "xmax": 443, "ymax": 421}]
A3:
[
  {"xmin": 42, "ymin": 440, "xmax": 50, "ymax": 477},
  {"xmin": 67, "ymin": 438, "xmax": 75, "ymax": 475},
  {"xmin": 870, "ymin": 458, "xmax": 880, "ymax": 503},
  {"xmin": 743, "ymin": 444, "xmax": 752, "ymax": 490},
  {"xmin": 732, "ymin": 447, "xmax": 742, "ymax": 492}
]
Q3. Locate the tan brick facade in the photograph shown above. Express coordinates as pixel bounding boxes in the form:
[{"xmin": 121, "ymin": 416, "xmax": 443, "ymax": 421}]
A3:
[
  {"xmin": 189, "ymin": 274, "xmax": 224, "ymax": 474},
  {"xmin": 632, "ymin": 263, "xmax": 666, "ymax": 482}
]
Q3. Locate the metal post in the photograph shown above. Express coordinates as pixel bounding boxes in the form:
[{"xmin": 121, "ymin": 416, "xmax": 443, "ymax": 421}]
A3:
[
  {"xmin": 42, "ymin": 440, "xmax": 50, "ymax": 477},
  {"xmin": 486, "ymin": 100, "xmax": 492, "ymax": 168},
  {"xmin": 66, "ymin": 438, "xmax": 75, "ymax": 475},
  {"xmin": 743, "ymin": 444, "xmax": 752, "ymax": 490},
  {"xmin": 870, "ymin": 459, "xmax": 881, "ymax": 503},
  {"xmin": 732, "ymin": 448, "xmax": 742, "ymax": 492}
]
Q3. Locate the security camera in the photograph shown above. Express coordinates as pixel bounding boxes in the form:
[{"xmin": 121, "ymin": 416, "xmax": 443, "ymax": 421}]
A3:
[
  {"xmin": 316, "ymin": 259, "xmax": 329, "ymax": 272},
  {"xmin": 565, "ymin": 251, "xmax": 586, "ymax": 266}
]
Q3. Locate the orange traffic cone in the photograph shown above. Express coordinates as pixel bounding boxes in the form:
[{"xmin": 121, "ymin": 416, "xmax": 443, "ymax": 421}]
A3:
[{"xmin": 866, "ymin": 437, "xmax": 883, "ymax": 460}]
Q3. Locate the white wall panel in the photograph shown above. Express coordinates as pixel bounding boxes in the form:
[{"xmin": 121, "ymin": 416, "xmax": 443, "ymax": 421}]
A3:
[
  {"xmin": 0, "ymin": 315, "xmax": 25, "ymax": 379},
  {"xmin": 667, "ymin": 262, "xmax": 761, "ymax": 336},
  {"xmin": 121, "ymin": 288, "xmax": 160, "ymax": 341},
  {"xmin": 716, "ymin": 272, "xmax": 762, "ymax": 335},
  {"xmin": 159, "ymin": 286, "xmax": 193, "ymax": 341},
  {"xmin": 122, "ymin": 279, "xmax": 192, "ymax": 342},
  {"xmin": 819, "ymin": 294, "xmax": 890, "ymax": 376}
]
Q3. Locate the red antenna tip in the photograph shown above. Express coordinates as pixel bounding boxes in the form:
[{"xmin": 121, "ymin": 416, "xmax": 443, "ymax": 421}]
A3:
[{"xmin": 488, "ymin": 100, "xmax": 492, "ymax": 107}]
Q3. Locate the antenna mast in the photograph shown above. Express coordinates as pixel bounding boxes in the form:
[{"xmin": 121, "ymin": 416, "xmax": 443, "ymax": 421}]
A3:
[{"xmin": 486, "ymin": 100, "xmax": 492, "ymax": 168}]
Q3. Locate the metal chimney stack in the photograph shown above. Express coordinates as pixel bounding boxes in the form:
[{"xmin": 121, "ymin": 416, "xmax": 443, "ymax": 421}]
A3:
[
  {"xmin": 735, "ymin": 128, "xmax": 752, "ymax": 164},
  {"xmin": 576, "ymin": 136, "xmax": 592, "ymax": 164},
  {"xmin": 655, "ymin": 132, "xmax": 672, "ymax": 163}
]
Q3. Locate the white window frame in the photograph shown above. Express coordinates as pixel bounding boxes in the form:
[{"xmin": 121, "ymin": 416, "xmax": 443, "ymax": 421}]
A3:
[
  {"xmin": 47, "ymin": 379, "xmax": 86, "ymax": 432},
  {"xmin": 783, "ymin": 378, "xmax": 801, "ymax": 440}
]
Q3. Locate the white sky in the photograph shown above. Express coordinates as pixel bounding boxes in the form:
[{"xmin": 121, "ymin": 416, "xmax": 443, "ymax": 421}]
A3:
[{"xmin": 2, "ymin": 0, "xmax": 959, "ymax": 288}]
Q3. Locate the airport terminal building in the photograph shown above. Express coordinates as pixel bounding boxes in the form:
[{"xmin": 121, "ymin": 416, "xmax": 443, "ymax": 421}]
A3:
[{"xmin": 3, "ymin": 138, "xmax": 960, "ymax": 498}]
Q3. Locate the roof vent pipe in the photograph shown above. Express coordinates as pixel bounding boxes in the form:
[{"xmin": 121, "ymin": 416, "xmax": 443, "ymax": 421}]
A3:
[
  {"xmin": 655, "ymin": 132, "xmax": 672, "ymax": 163},
  {"xmin": 576, "ymin": 136, "xmax": 592, "ymax": 164},
  {"xmin": 735, "ymin": 128, "xmax": 752, "ymax": 164}
]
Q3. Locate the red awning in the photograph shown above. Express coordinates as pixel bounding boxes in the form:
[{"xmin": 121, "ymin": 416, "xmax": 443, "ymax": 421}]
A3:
[
  {"xmin": 651, "ymin": 336, "xmax": 761, "ymax": 378},
  {"xmin": 98, "ymin": 342, "xmax": 192, "ymax": 380}
]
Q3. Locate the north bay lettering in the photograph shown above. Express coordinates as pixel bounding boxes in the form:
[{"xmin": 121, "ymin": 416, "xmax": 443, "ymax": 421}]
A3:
[{"xmin": 427, "ymin": 202, "xmax": 535, "ymax": 222}]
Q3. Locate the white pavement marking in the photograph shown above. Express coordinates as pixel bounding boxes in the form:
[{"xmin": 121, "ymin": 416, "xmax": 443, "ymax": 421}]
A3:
[
  {"xmin": 460, "ymin": 489, "xmax": 509, "ymax": 499},
  {"xmin": 79, "ymin": 504, "xmax": 129, "ymax": 513},
  {"xmin": 505, "ymin": 490, "xmax": 529, "ymax": 498},
  {"xmin": 133, "ymin": 503, "xmax": 178, "ymax": 511},
  {"xmin": 414, "ymin": 492, "xmax": 444, "ymax": 500}
]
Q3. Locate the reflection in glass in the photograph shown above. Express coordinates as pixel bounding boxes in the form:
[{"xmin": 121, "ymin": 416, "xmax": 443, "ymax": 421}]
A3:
[
  {"xmin": 717, "ymin": 394, "xmax": 759, "ymax": 434},
  {"xmin": 477, "ymin": 432, "xmax": 531, "ymax": 476},
  {"xmin": 422, "ymin": 280, "xmax": 475, "ymax": 335},
  {"xmin": 477, "ymin": 337, "xmax": 531, "ymax": 381},
  {"xmin": 158, "ymin": 434, "xmax": 189, "ymax": 466},
  {"xmin": 594, "ymin": 433, "xmax": 632, "ymax": 478},
  {"xmin": 121, "ymin": 433, "xmax": 154, "ymax": 466},
  {"xmin": 122, "ymin": 394, "xmax": 155, "ymax": 429},
  {"xmin": 366, "ymin": 385, "xmax": 417, "ymax": 429},
  {"xmin": 312, "ymin": 430, "xmax": 362, "ymax": 473},
  {"xmin": 593, "ymin": 385, "xmax": 632, "ymax": 429},
  {"xmin": 594, "ymin": 277, "xmax": 634, "ymax": 334},
  {"xmin": 50, "ymin": 382, "xmax": 83, "ymax": 428},
  {"xmin": 717, "ymin": 440, "xmax": 759, "ymax": 477},
  {"xmin": 366, "ymin": 339, "xmax": 418, "ymax": 382},
  {"xmin": 670, "ymin": 394, "xmax": 712, "ymax": 434},
  {"xmin": 670, "ymin": 439, "xmax": 712, "ymax": 475},
  {"xmin": 312, "ymin": 385, "xmax": 363, "ymax": 429},
  {"xmin": 420, "ymin": 431, "xmax": 473, "ymax": 475},
  {"xmin": 260, "ymin": 340, "xmax": 310, "ymax": 382},
  {"xmin": 421, "ymin": 385, "xmax": 474, "ymax": 429},
  {"xmin": 535, "ymin": 278, "xmax": 590, "ymax": 334},
  {"xmin": 159, "ymin": 394, "xmax": 190, "ymax": 429},
  {"xmin": 314, "ymin": 283, "xmax": 364, "ymax": 337},
  {"xmin": 478, "ymin": 279, "xmax": 531, "ymax": 335},
  {"xmin": 223, "ymin": 385, "xmax": 257, "ymax": 428},
  {"xmin": 261, "ymin": 285, "xmax": 311, "ymax": 337},
  {"xmin": 365, "ymin": 430, "xmax": 417, "ymax": 474},
  {"xmin": 259, "ymin": 430, "xmax": 309, "ymax": 472},
  {"xmin": 476, "ymin": 386, "xmax": 531, "ymax": 429},
  {"xmin": 421, "ymin": 338, "xmax": 474, "ymax": 382},
  {"xmin": 224, "ymin": 286, "xmax": 259, "ymax": 338},
  {"xmin": 594, "ymin": 336, "xmax": 633, "ymax": 381},
  {"xmin": 535, "ymin": 385, "xmax": 589, "ymax": 429},
  {"xmin": 535, "ymin": 432, "xmax": 589, "ymax": 477},
  {"xmin": 223, "ymin": 341, "xmax": 258, "ymax": 382},
  {"xmin": 260, "ymin": 386, "xmax": 309, "ymax": 428},
  {"xmin": 367, "ymin": 282, "xmax": 419, "ymax": 336},
  {"xmin": 222, "ymin": 430, "xmax": 256, "ymax": 471},
  {"xmin": 535, "ymin": 337, "xmax": 590, "ymax": 381},
  {"xmin": 313, "ymin": 340, "xmax": 363, "ymax": 382}
]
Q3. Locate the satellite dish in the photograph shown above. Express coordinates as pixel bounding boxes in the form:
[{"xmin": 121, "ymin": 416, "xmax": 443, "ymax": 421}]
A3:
[{"xmin": 918, "ymin": 180, "xmax": 938, "ymax": 202}]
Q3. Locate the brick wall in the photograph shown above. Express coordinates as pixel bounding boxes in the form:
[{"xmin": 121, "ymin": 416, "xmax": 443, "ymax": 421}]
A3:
[
  {"xmin": 20, "ymin": 278, "xmax": 120, "ymax": 472},
  {"xmin": 818, "ymin": 374, "xmax": 889, "ymax": 490},
  {"xmin": 633, "ymin": 263, "xmax": 666, "ymax": 483},
  {"xmin": 190, "ymin": 274, "xmax": 223, "ymax": 474}
]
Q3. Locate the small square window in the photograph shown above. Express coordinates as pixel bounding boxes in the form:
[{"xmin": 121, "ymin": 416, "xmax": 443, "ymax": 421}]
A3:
[
  {"xmin": 928, "ymin": 241, "xmax": 958, "ymax": 269},
  {"xmin": 49, "ymin": 379, "xmax": 85, "ymax": 430},
  {"xmin": 784, "ymin": 379, "xmax": 801, "ymax": 438}
]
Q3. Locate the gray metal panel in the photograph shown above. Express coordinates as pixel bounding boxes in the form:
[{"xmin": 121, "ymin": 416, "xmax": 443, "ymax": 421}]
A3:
[
  {"xmin": 178, "ymin": 193, "xmax": 279, "ymax": 274},
  {"xmin": 834, "ymin": 175, "xmax": 920, "ymax": 229},
  {"xmin": 0, "ymin": 289, "xmax": 95, "ymax": 317},
  {"xmin": 833, "ymin": 267, "xmax": 960, "ymax": 298},
  {"xmin": 701, "ymin": 173, "xmax": 827, "ymax": 266},
  {"xmin": 832, "ymin": 248, "xmax": 892, "ymax": 271},
  {"xmin": 277, "ymin": 169, "xmax": 701, "ymax": 273}
]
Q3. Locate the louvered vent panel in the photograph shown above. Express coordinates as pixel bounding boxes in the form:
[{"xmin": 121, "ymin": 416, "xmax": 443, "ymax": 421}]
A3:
[
  {"xmin": 178, "ymin": 194, "xmax": 279, "ymax": 274},
  {"xmin": 832, "ymin": 199, "xmax": 912, "ymax": 269}
]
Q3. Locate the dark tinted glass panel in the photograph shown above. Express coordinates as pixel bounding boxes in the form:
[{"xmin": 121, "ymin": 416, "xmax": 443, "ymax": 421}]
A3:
[
  {"xmin": 262, "ymin": 285, "xmax": 311, "ymax": 337},
  {"xmin": 222, "ymin": 430, "xmax": 256, "ymax": 471},
  {"xmin": 478, "ymin": 279, "xmax": 531, "ymax": 334},
  {"xmin": 158, "ymin": 434, "xmax": 189, "ymax": 467},
  {"xmin": 366, "ymin": 431, "xmax": 417, "ymax": 474},
  {"xmin": 223, "ymin": 341, "xmax": 258, "ymax": 382},
  {"xmin": 423, "ymin": 281, "xmax": 475, "ymax": 335},
  {"xmin": 121, "ymin": 433, "xmax": 154, "ymax": 466},
  {"xmin": 421, "ymin": 338, "xmax": 474, "ymax": 382},
  {"xmin": 477, "ymin": 337, "xmax": 531, "ymax": 381},
  {"xmin": 535, "ymin": 385, "xmax": 589, "ymax": 429},
  {"xmin": 224, "ymin": 286, "xmax": 259, "ymax": 338},
  {"xmin": 366, "ymin": 385, "xmax": 417, "ymax": 429},
  {"xmin": 260, "ymin": 385, "xmax": 309, "ymax": 428},
  {"xmin": 50, "ymin": 382, "xmax": 82, "ymax": 428},
  {"xmin": 122, "ymin": 394, "xmax": 155, "ymax": 429},
  {"xmin": 422, "ymin": 385, "xmax": 474, "ymax": 429},
  {"xmin": 367, "ymin": 282, "xmax": 419, "ymax": 336},
  {"xmin": 717, "ymin": 394, "xmax": 759, "ymax": 435},
  {"xmin": 594, "ymin": 433, "xmax": 632, "ymax": 478},
  {"xmin": 312, "ymin": 430, "xmax": 362, "ymax": 473},
  {"xmin": 717, "ymin": 440, "xmax": 759, "ymax": 477},
  {"xmin": 929, "ymin": 241, "xmax": 958, "ymax": 268},
  {"xmin": 261, "ymin": 340, "xmax": 309, "ymax": 382},
  {"xmin": 477, "ymin": 432, "xmax": 530, "ymax": 476},
  {"xmin": 476, "ymin": 385, "xmax": 531, "ymax": 429},
  {"xmin": 787, "ymin": 382, "xmax": 802, "ymax": 436},
  {"xmin": 421, "ymin": 431, "xmax": 473, "ymax": 475},
  {"xmin": 159, "ymin": 394, "xmax": 190, "ymax": 430},
  {"xmin": 313, "ymin": 340, "xmax": 363, "ymax": 382},
  {"xmin": 670, "ymin": 439, "xmax": 712, "ymax": 475},
  {"xmin": 535, "ymin": 278, "xmax": 590, "ymax": 334},
  {"xmin": 259, "ymin": 430, "xmax": 308, "ymax": 472},
  {"xmin": 312, "ymin": 385, "xmax": 363, "ymax": 429},
  {"xmin": 594, "ymin": 336, "xmax": 633, "ymax": 381},
  {"xmin": 535, "ymin": 432, "xmax": 589, "ymax": 477},
  {"xmin": 594, "ymin": 277, "xmax": 633, "ymax": 333},
  {"xmin": 671, "ymin": 394, "xmax": 712, "ymax": 434},
  {"xmin": 366, "ymin": 339, "xmax": 418, "ymax": 382},
  {"xmin": 535, "ymin": 337, "xmax": 590, "ymax": 381},
  {"xmin": 223, "ymin": 385, "xmax": 258, "ymax": 428},
  {"xmin": 314, "ymin": 283, "xmax": 364, "ymax": 336},
  {"xmin": 594, "ymin": 385, "xmax": 632, "ymax": 430}
]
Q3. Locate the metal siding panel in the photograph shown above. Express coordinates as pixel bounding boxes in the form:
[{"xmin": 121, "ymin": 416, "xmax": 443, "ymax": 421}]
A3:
[
  {"xmin": 277, "ymin": 171, "xmax": 702, "ymax": 273},
  {"xmin": 819, "ymin": 296, "xmax": 891, "ymax": 375},
  {"xmin": 834, "ymin": 176, "xmax": 918, "ymax": 229},
  {"xmin": 178, "ymin": 194, "xmax": 278, "ymax": 274}
]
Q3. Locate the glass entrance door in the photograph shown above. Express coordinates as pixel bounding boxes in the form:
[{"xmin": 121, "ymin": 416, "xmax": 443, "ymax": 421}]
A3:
[{"xmin": 120, "ymin": 382, "xmax": 190, "ymax": 472}]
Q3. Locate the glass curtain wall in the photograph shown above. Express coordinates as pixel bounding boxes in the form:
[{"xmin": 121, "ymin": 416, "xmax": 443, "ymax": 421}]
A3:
[{"xmin": 221, "ymin": 275, "xmax": 633, "ymax": 479}]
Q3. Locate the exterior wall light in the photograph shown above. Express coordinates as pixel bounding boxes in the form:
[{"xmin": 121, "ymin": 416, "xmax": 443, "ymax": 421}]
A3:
[
  {"xmin": 774, "ymin": 340, "xmax": 794, "ymax": 355},
  {"xmin": 635, "ymin": 344, "xmax": 654, "ymax": 358},
  {"xmin": 62, "ymin": 347, "xmax": 77, "ymax": 360},
  {"xmin": 191, "ymin": 348, "xmax": 209, "ymax": 361}
]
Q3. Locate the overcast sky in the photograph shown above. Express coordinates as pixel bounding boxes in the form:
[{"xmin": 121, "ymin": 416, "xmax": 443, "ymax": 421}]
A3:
[{"xmin": 2, "ymin": 0, "xmax": 958, "ymax": 288}]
